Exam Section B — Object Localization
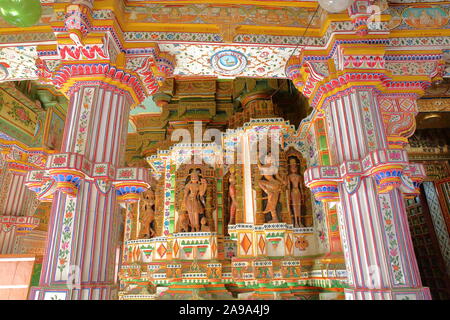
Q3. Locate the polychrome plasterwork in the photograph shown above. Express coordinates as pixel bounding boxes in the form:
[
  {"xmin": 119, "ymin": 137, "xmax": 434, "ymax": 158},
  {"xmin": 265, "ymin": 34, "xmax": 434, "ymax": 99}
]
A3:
[
  {"xmin": 388, "ymin": 5, "xmax": 450, "ymax": 30},
  {"xmin": 444, "ymin": 49, "xmax": 450, "ymax": 77},
  {"xmin": 158, "ymin": 44, "xmax": 293, "ymax": 78},
  {"xmin": 0, "ymin": 47, "xmax": 38, "ymax": 82},
  {"xmin": 123, "ymin": 4, "xmax": 322, "ymax": 28},
  {"xmin": 0, "ymin": 88, "xmax": 38, "ymax": 137}
]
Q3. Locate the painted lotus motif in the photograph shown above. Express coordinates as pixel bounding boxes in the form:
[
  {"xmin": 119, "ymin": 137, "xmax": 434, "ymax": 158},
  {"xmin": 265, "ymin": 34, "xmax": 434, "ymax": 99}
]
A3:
[{"xmin": 7, "ymin": 102, "xmax": 33, "ymax": 127}]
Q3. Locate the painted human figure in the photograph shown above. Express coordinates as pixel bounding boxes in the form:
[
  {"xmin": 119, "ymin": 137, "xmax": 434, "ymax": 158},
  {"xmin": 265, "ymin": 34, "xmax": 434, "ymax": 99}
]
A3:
[
  {"xmin": 183, "ymin": 169, "xmax": 207, "ymax": 232},
  {"xmin": 138, "ymin": 188, "xmax": 156, "ymax": 238},
  {"xmin": 258, "ymin": 153, "xmax": 286, "ymax": 223},
  {"xmin": 287, "ymin": 158, "xmax": 303, "ymax": 227},
  {"xmin": 228, "ymin": 167, "xmax": 237, "ymax": 225}
]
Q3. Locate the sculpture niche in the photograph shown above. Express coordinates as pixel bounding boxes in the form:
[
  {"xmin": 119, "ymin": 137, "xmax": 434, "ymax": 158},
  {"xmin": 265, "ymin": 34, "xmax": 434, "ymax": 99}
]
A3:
[
  {"xmin": 228, "ymin": 166, "xmax": 237, "ymax": 225},
  {"xmin": 176, "ymin": 168, "xmax": 212, "ymax": 232},
  {"xmin": 258, "ymin": 153, "xmax": 286, "ymax": 223},
  {"xmin": 287, "ymin": 157, "xmax": 304, "ymax": 227},
  {"xmin": 138, "ymin": 188, "xmax": 156, "ymax": 239}
]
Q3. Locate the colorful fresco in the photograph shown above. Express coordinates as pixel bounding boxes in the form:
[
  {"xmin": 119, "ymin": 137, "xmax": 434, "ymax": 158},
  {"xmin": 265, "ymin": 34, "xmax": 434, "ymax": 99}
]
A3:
[
  {"xmin": 0, "ymin": 47, "xmax": 38, "ymax": 82},
  {"xmin": 44, "ymin": 108, "xmax": 64, "ymax": 151},
  {"xmin": 444, "ymin": 49, "xmax": 450, "ymax": 78},
  {"xmin": 389, "ymin": 5, "xmax": 450, "ymax": 30},
  {"xmin": 0, "ymin": 89, "xmax": 37, "ymax": 137},
  {"xmin": 124, "ymin": 4, "xmax": 321, "ymax": 28},
  {"xmin": 159, "ymin": 44, "xmax": 293, "ymax": 78},
  {"xmin": 403, "ymin": 6, "xmax": 448, "ymax": 29}
]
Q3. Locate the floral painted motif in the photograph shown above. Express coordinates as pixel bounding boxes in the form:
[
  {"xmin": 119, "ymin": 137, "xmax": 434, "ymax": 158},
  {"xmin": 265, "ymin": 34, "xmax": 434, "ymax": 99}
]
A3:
[
  {"xmin": 75, "ymin": 87, "xmax": 95, "ymax": 154},
  {"xmin": 118, "ymin": 169, "xmax": 134, "ymax": 179},
  {"xmin": 379, "ymin": 194, "xmax": 406, "ymax": 285},
  {"xmin": 52, "ymin": 155, "xmax": 67, "ymax": 167},
  {"xmin": 321, "ymin": 167, "xmax": 339, "ymax": 178},
  {"xmin": 344, "ymin": 176, "xmax": 360, "ymax": 194},
  {"xmin": 7, "ymin": 103, "xmax": 32, "ymax": 126},
  {"xmin": 163, "ymin": 163, "xmax": 174, "ymax": 235},
  {"xmin": 56, "ymin": 198, "xmax": 76, "ymax": 280},
  {"xmin": 359, "ymin": 91, "xmax": 378, "ymax": 151},
  {"xmin": 0, "ymin": 46, "xmax": 38, "ymax": 81},
  {"xmin": 386, "ymin": 61, "xmax": 438, "ymax": 76},
  {"xmin": 313, "ymin": 200, "xmax": 329, "ymax": 252},
  {"xmin": 95, "ymin": 165, "xmax": 106, "ymax": 175}
]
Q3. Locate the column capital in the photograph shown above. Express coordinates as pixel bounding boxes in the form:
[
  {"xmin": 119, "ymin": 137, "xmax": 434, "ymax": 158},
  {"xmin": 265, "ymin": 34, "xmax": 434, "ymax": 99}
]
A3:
[
  {"xmin": 24, "ymin": 170, "xmax": 56, "ymax": 202},
  {"xmin": 36, "ymin": 0, "xmax": 175, "ymax": 105},
  {"xmin": 286, "ymin": 44, "xmax": 444, "ymax": 109},
  {"xmin": 112, "ymin": 167, "xmax": 150, "ymax": 203},
  {"xmin": 304, "ymin": 148, "xmax": 415, "ymax": 197}
]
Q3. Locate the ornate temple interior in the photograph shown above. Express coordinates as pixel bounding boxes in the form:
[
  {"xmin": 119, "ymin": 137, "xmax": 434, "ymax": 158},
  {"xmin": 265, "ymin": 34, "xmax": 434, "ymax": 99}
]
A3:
[{"xmin": 0, "ymin": 0, "xmax": 449, "ymax": 301}]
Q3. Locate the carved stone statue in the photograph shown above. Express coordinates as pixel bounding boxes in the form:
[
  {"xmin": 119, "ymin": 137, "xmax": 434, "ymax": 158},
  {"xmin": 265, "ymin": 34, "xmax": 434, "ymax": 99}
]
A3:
[
  {"xmin": 183, "ymin": 169, "xmax": 208, "ymax": 232},
  {"xmin": 228, "ymin": 167, "xmax": 237, "ymax": 225},
  {"xmin": 200, "ymin": 216, "xmax": 210, "ymax": 232},
  {"xmin": 258, "ymin": 153, "xmax": 286, "ymax": 223},
  {"xmin": 287, "ymin": 158, "xmax": 303, "ymax": 227},
  {"xmin": 176, "ymin": 212, "xmax": 190, "ymax": 233},
  {"xmin": 138, "ymin": 188, "xmax": 156, "ymax": 239}
]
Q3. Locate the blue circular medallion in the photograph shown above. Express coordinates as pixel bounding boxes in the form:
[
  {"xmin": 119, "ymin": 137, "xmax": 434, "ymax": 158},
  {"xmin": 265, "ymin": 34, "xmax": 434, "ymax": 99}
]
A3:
[{"xmin": 211, "ymin": 50, "xmax": 247, "ymax": 75}]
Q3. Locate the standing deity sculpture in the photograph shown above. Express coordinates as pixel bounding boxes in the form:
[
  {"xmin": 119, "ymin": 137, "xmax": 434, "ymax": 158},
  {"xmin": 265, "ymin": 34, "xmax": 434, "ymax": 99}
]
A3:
[
  {"xmin": 228, "ymin": 167, "xmax": 237, "ymax": 225},
  {"xmin": 258, "ymin": 153, "xmax": 286, "ymax": 223},
  {"xmin": 287, "ymin": 158, "xmax": 304, "ymax": 227},
  {"xmin": 138, "ymin": 188, "xmax": 156, "ymax": 239},
  {"xmin": 183, "ymin": 169, "xmax": 208, "ymax": 232}
]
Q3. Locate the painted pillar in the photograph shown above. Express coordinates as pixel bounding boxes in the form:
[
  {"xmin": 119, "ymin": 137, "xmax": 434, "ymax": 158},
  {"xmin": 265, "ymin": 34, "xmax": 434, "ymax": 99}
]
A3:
[
  {"xmin": 0, "ymin": 143, "xmax": 49, "ymax": 253},
  {"xmin": 0, "ymin": 150, "xmax": 43, "ymax": 217},
  {"xmin": 286, "ymin": 38, "xmax": 441, "ymax": 299},
  {"xmin": 26, "ymin": 0, "xmax": 172, "ymax": 299},
  {"xmin": 30, "ymin": 82, "xmax": 134, "ymax": 300},
  {"xmin": 317, "ymin": 87, "xmax": 430, "ymax": 299}
]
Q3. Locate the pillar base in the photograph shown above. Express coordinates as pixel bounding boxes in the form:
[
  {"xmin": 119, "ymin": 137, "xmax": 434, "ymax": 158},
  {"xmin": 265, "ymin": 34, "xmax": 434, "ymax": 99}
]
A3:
[
  {"xmin": 29, "ymin": 284, "xmax": 118, "ymax": 300},
  {"xmin": 344, "ymin": 287, "xmax": 431, "ymax": 300}
]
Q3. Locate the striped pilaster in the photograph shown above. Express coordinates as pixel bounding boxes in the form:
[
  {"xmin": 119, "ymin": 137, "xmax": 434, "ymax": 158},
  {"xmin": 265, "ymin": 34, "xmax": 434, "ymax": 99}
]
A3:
[
  {"xmin": 32, "ymin": 82, "xmax": 132, "ymax": 300},
  {"xmin": 324, "ymin": 87, "xmax": 431, "ymax": 300},
  {"xmin": 1, "ymin": 172, "xmax": 28, "ymax": 216},
  {"xmin": 0, "ymin": 225, "xmax": 17, "ymax": 254}
]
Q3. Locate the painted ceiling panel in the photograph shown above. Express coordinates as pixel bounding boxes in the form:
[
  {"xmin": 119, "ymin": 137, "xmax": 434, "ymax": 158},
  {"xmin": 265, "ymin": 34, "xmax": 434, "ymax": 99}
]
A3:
[
  {"xmin": 0, "ymin": 47, "xmax": 38, "ymax": 82},
  {"xmin": 159, "ymin": 44, "xmax": 294, "ymax": 79}
]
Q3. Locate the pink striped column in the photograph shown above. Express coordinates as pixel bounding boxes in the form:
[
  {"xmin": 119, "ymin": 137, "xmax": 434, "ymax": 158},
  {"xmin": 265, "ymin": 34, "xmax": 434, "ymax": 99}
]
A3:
[
  {"xmin": 324, "ymin": 87, "xmax": 430, "ymax": 300},
  {"xmin": 0, "ymin": 158, "xmax": 35, "ymax": 217},
  {"xmin": 0, "ymin": 162, "xmax": 36, "ymax": 254},
  {"xmin": 0, "ymin": 222, "xmax": 17, "ymax": 254},
  {"xmin": 31, "ymin": 81, "xmax": 133, "ymax": 300}
]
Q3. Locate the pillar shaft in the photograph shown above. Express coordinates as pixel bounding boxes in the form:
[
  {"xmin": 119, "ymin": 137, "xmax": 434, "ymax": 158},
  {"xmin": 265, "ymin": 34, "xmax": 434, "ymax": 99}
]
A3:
[
  {"xmin": 0, "ymin": 159, "xmax": 38, "ymax": 253},
  {"xmin": 0, "ymin": 171, "xmax": 28, "ymax": 216},
  {"xmin": 325, "ymin": 87, "xmax": 430, "ymax": 299},
  {"xmin": 32, "ymin": 82, "xmax": 132, "ymax": 300}
]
